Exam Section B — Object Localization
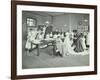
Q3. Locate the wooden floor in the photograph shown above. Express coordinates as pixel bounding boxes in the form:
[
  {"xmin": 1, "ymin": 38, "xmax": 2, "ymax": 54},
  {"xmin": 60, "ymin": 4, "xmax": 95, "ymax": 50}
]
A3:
[{"xmin": 22, "ymin": 43, "xmax": 89, "ymax": 69}]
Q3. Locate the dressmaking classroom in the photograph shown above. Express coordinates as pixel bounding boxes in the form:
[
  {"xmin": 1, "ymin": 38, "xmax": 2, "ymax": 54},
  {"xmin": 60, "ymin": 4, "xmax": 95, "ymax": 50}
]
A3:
[{"xmin": 22, "ymin": 11, "xmax": 90, "ymax": 69}]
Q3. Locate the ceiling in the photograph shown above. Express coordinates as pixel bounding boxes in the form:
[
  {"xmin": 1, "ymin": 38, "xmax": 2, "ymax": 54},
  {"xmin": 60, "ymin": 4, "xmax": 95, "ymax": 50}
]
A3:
[
  {"xmin": 24, "ymin": 11, "xmax": 89, "ymax": 17},
  {"xmin": 29, "ymin": 11, "xmax": 65, "ymax": 16},
  {"xmin": 44, "ymin": 12, "xmax": 65, "ymax": 16}
]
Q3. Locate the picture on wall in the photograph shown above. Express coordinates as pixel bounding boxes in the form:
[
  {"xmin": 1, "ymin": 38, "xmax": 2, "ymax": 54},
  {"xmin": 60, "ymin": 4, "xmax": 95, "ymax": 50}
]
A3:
[
  {"xmin": 22, "ymin": 11, "xmax": 90, "ymax": 69},
  {"xmin": 11, "ymin": 1, "xmax": 97, "ymax": 79}
]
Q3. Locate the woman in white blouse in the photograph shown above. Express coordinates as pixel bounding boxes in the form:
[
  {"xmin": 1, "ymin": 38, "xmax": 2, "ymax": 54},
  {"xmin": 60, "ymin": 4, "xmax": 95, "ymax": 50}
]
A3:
[{"xmin": 63, "ymin": 32, "xmax": 75, "ymax": 56}]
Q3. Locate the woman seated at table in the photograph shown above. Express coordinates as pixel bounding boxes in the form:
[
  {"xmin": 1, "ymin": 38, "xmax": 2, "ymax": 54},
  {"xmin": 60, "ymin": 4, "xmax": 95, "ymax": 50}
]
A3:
[
  {"xmin": 55, "ymin": 36, "xmax": 64, "ymax": 57},
  {"xmin": 25, "ymin": 28, "xmax": 38, "ymax": 54},
  {"xmin": 45, "ymin": 33, "xmax": 50, "ymax": 40},
  {"xmin": 36, "ymin": 29, "xmax": 44, "ymax": 40},
  {"xmin": 53, "ymin": 33, "xmax": 58, "ymax": 40}
]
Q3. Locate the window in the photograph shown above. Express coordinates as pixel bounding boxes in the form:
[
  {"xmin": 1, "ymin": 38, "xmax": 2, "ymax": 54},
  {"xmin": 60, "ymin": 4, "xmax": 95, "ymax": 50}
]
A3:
[{"xmin": 26, "ymin": 18, "xmax": 36, "ymax": 27}]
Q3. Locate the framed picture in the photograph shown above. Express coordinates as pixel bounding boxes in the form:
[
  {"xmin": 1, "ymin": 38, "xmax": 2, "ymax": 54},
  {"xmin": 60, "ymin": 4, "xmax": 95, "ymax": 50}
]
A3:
[{"xmin": 11, "ymin": 1, "xmax": 97, "ymax": 80}]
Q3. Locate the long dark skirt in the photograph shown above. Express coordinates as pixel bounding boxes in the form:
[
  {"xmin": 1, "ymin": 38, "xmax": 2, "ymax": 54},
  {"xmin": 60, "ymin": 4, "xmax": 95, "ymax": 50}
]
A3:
[{"xmin": 74, "ymin": 39, "xmax": 84, "ymax": 52}]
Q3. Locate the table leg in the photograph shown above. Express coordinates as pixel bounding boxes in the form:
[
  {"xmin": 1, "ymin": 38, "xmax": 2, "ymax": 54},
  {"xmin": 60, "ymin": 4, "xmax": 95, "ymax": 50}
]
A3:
[
  {"xmin": 37, "ymin": 45, "xmax": 40, "ymax": 56},
  {"xmin": 53, "ymin": 44, "xmax": 56, "ymax": 55}
]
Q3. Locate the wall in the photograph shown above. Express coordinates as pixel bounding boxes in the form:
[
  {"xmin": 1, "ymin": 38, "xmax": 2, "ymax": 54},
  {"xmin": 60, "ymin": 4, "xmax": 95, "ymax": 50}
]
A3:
[
  {"xmin": 22, "ymin": 11, "xmax": 52, "ymax": 26},
  {"xmin": 22, "ymin": 11, "xmax": 89, "ymax": 35},
  {"xmin": 22, "ymin": 11, "xmax": 52, "ymax": 39},
  {"xmin": 53, "ymin": 13, "xmax": 69, "ymax": 32},
  {"xmin": 53, "ymin": 13, "xmax": 89, "ymax": 32}
]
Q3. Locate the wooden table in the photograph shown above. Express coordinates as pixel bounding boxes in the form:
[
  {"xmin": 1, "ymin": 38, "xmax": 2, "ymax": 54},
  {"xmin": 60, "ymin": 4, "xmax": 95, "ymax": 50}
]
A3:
[{"xmin": 32, "ymin": 39, "xmax": 56, "ymax": 56}]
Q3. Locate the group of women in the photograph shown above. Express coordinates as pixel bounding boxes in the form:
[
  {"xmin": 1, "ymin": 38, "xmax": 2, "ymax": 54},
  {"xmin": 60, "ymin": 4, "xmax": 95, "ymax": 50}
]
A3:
[
  {"xmin": 55, "ymin": 31, "xmax": 90, "ymax": 57},
  {"xmin": 25, "ymin": 26, "xmax": 89, "ymax": 56}
]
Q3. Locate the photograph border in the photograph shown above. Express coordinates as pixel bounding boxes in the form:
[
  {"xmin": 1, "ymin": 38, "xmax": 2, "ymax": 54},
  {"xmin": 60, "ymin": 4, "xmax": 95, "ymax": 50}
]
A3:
[{"xmin": 11, "ymin": 1, "xmax": 97, "ymax": 80}]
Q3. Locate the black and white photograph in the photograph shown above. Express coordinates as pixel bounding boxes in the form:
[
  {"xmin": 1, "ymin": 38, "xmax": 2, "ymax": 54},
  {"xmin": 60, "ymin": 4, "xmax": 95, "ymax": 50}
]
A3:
[
  {"xmin": 11, "ymin": 1, "xmax": 97, "ymax": 79},
  {"xmin": 22, "ymin": 11, "xmax": 90, "ymax": 69}
]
